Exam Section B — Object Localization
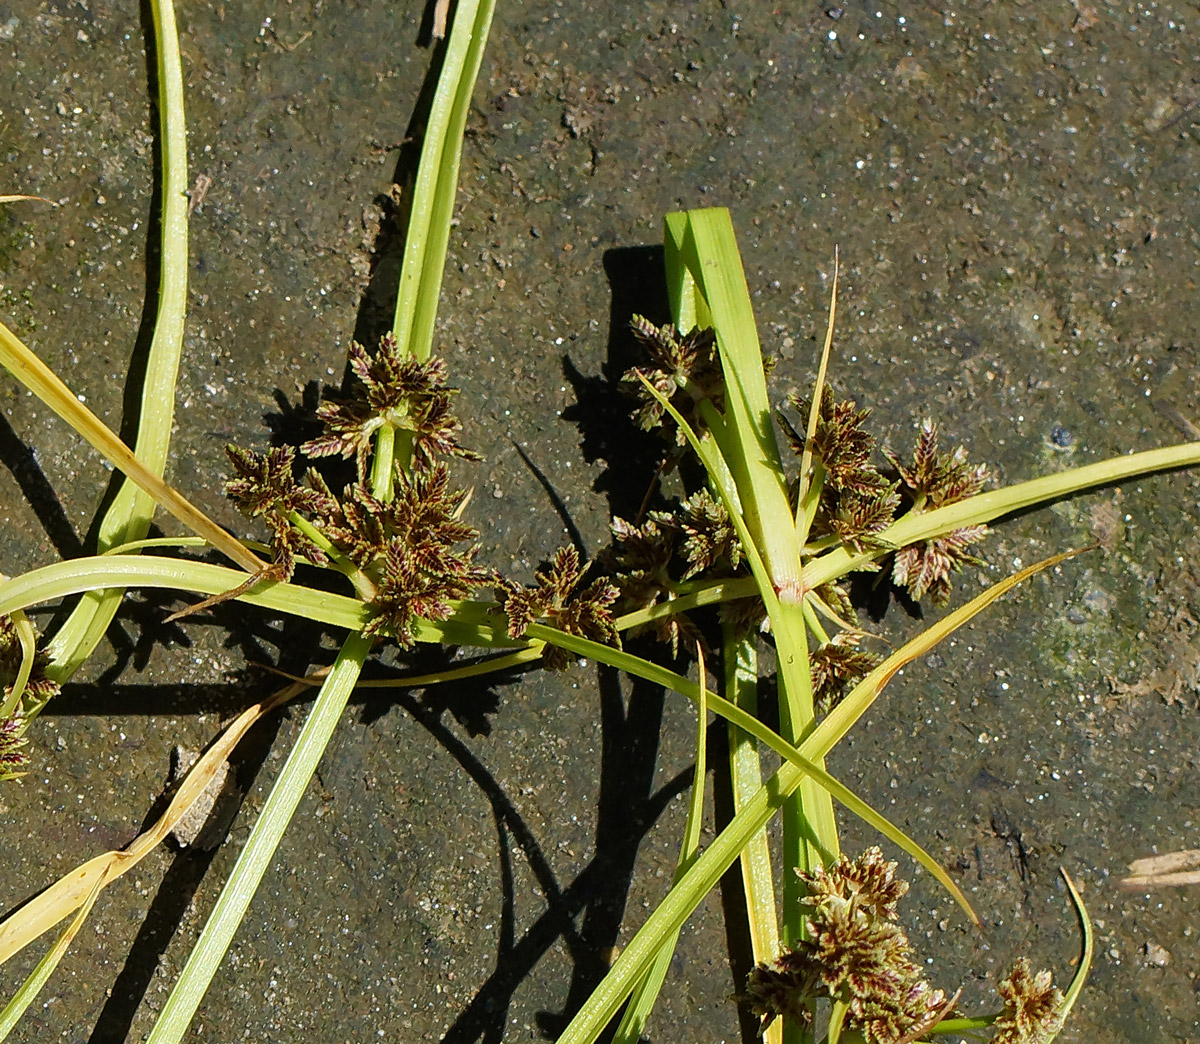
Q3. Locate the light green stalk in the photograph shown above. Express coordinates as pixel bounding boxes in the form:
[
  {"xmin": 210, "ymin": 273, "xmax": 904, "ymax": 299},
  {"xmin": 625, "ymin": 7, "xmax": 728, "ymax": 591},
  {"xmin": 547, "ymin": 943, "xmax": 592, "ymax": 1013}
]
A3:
[
  {"xmin": 143, "ymin": 632, "xmax": 374, "ymax": 1044},
  {"xmin": 723, "ymin": 626, "xmax": 781, "ymax": 1002},
  {"xmin": 612, "ymin": 653, "xmax": 709, "ymax": 1043},
  {"xmin": 662, "ymin": 210, "xmax": 837, "ymax": 966},
  {"xmin": 46, "ymin": 0, "xmax": 192, "ymax": 682},
  {"xmin": 392, "ymin": 0, "xmax": 497, "ymax": 360}
]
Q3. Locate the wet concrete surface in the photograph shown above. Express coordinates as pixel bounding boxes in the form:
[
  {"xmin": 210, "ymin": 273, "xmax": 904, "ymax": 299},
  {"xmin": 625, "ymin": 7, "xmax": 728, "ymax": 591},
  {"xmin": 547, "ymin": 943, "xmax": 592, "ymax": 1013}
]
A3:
[{"xmin": 1, "ymin": 0, "xmax": 1200, "ymax": 1041}]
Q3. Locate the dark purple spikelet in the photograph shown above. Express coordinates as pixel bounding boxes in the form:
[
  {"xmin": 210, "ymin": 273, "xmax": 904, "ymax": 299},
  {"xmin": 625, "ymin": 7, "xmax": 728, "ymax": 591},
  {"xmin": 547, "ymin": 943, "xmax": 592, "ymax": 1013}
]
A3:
[
  {"xmin": 810, "ymin": 639, "xmax": 882, "ymax": 712},
  {"xmin": 784, "ymin": 388, "xmax": 885, "ymax": 495},
  {"xmin": 0, "ymin": 614, "xmax": 62, "ymax": 782},
  {"xmin": 886, "ymin": 419, "xmax": 989, "ymax": 605},
  {"xmin": 993, "ymin": 958, "xmax": 1065, "ymax": 1044},
  {"xmin": 0, "ymin": 714, "xmax": 29, "ymax": 781},
  {"xmin": 622, "ymin": 316, "xmax": 722, "ymax": 441},
  {"xmin": 743, "ymin": 849, "xmax": 952, "ymax": 1041},
  {"xmin": 351, "ymin": 465, "xmax": 488, "ymax": 645},
  {"xmin": 498, "ymin": 547, "xmax": 620, "ymax": 670},
  {"xmin": 782, "ymin": 388, "xmax": 900, "ymax": 552},
  {"xmin": 224, "ymin": 444, "xmax": 337, "ymax": 578},
  {"xmin": 302, "ymin": 335, "xmax": 479, "ymax": 480}
]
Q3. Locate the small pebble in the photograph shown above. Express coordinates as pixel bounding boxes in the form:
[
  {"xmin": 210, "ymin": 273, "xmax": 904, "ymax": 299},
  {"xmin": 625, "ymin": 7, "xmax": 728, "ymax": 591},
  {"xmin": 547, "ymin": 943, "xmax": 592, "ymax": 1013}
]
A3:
[
  {"xmin": 1050, "ymin": 425, "xmax": 1074, "ymax": 448},
  {"xmin": 1144, "ymin": 941, "xmax": 1171, "ymax": 967}
]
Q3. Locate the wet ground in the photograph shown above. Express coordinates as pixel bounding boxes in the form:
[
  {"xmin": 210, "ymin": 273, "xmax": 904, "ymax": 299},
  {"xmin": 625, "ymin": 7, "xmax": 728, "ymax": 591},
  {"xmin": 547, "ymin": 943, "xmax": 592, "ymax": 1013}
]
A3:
[{"xmin": 2, "ymin": 1, "xmax": 1200, "ymax": 1041}]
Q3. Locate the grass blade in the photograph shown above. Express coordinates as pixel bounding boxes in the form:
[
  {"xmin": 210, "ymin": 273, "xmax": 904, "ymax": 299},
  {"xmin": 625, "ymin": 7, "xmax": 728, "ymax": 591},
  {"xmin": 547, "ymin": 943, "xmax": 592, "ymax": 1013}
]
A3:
[
  {"xmin": 1056, "ymin": 870, "xmax": 1093, "ymax": 1031},
  {"xmin": 663, "ymin": 212, "xmax": 838, "ymax": 954},
  {"xmin": 0, "ymin": 682, "xmax": 304, "ymax": 964},
  {"xmin": 613, "ymin": 648, "xmax": 709, "ymax": 1043},
  {"xmin": 665, "ymin": 209, "xmax": 801, "ymax": 598},
  {"xmin": 0, "ymin": 320, "xmax": 262, "ymax": 575},
  {"xmin": 0, "ymin": 194, "xmax": 54, "ymax": 206},
  {"xmin": 0, "ymin": 555, "xmax": 525, "ymax": 650},
  {"xmin": 392, "ymin": 0, "xmax": 497, "ymax": 361},
  {"xmin": 662, "ymin": 210, "xmax": 708, "ymax": 334},
  {"xmin": 144, "ymin": 632, "xmax": 373, "ymax": 1044},
  {"xmin": 45, "ymin": 0, "xmax": 193, "ymax": 681},
  {"xmin": 0, "ymin": 556, "xmax": 369, "ymax": 634},
  {"xmin": 804, "ymin": 443, "xmax": 1200, "ymax": 591},
  {"xmin": 0, "ymin": 870, "xmax": 107, "ymax": 1041}
]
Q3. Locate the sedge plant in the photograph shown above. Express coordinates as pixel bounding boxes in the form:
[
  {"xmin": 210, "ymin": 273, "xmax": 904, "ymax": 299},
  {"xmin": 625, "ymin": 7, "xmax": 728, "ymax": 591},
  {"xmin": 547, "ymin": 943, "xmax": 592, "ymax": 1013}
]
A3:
[{"xmin": 0, "ymin": 2, "xmax": 1195, "ymax": 1043}]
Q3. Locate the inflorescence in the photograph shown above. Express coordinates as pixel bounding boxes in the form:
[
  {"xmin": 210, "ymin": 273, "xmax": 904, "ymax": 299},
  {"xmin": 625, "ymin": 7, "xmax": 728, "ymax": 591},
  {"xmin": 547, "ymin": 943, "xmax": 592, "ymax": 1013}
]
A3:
[
  {"xmin": 0, "ymin": 614, "xmax": 61, "ymax": 782},
  {"xmin": 615, "ymin": 316, "xmax": 990, "ymax": 710},
  {"xmin": 743, "ymin": 848, "xmax": 1066, "ymax": 1044}
]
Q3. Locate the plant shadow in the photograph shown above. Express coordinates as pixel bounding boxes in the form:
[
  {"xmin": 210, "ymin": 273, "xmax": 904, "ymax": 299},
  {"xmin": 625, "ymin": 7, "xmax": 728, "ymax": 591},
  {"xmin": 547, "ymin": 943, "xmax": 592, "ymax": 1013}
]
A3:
[
  {"xmin": 428, "ymin": 665, "xmax": 690, "ymax": 1044},
  {"xmin": 560, "ymin": 246, "xmax": 674, "ymax": 525}
]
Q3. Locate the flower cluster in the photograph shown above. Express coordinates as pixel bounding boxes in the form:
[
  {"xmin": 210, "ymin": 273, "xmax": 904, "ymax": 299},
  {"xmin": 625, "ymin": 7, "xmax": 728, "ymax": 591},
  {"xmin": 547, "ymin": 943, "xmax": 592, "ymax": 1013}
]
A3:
[
  {"xmin": 744, "ymin": 848, "xmax": 1067, "ymax": 1044},
  {"xmin": 224, "ymin": 444, "xmax": 337, "ymax": 580},
  {"xmin": 783, "ymin": 388, "xmax": 900, "ymax": 553},
  {"xmin": 497, "ymin": 547, "xmax": 620, "ymax": 670},
  {"xmin": 302, "ymin": 334, "xmax": 479, "ymax": 479},
  {"xmin": 225, "ymin": 335, "xmax": 487, "ymax": 646},
  {"xmin": 886, "ymin": 419, "xmax": 989, "ymax": 605},
  {"xmin": 608, "ymin": 489, "xmax": 757, "ymax": 653},
  {"xmin": 611, "ymin": 321, "xmax": 995, "ymax": 693},
  {"xmin": 621, "ymin": 314, "xmax": 723, "ymax": 443},
  {"xmin": 0, "ymin": 614, "xmax": 61, "ymax": 782},
  {"xmin": 322, "ymin": 467, "xmax": 489, "ymax": 646},
  {"xmin": 783, "ymin": 392, "xmax": 989, "ymax": 605},
  {"xmin": 993, "ymin": 958, "xmax": 1066, "ymax": 1044},
  {"xmin": 744, "ymin": 848, "xmax": 950, "ymax": 1041},
  {"xmin": 810, "ymin": 635, "xmax": 880, "ymax": 712}
]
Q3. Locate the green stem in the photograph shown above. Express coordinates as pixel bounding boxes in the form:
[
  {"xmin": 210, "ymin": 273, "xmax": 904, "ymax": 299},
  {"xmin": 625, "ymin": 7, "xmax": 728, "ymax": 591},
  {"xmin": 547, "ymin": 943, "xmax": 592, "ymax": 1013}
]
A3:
[
  {"xmin": 287, "ymin": 511, "xmax": 378, "ymax": 600},
  {"xmin": 391, "ymin": 0, "xmax": 497, "ymax": 360},
  {"xmin": 723, "ymin": 626, "xmax": 780, "ymax": 977},
  {"xmin": 144, "ymin": 631, "xmax": 373, "ymax": 1044},
  {"xmin": 43, "ymin": 0, "xmax": 194, "ymax": 683},
  {"xmin": 370, "ymin": 424, "xmax": 396, "ymax": 498}
]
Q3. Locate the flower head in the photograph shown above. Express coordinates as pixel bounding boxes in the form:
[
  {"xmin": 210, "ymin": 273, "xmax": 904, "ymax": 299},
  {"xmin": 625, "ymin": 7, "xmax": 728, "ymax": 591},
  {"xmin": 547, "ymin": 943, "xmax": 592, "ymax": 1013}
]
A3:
[
  {"xmin": 784, "ymin": 388, "xmax": 886, "ymax": 495},
  {"xmin": 676, "ymin": 488, "xmax": 741, "ymax": 578},
  {"xmin": 0, "ymin": 713, "xmax": 29, "ymax": 782},
  {"xmin": 0, "ymin": 614, "xmax": 62, "ymax": 782},
  {"xmin": 303, "ymin": 334, "xmax": 480, "ymax": 480},
  {"xmin": 886, "ymin": 420, "xmax": 988, "ymax": 605},
  {"xmin": 606, "ymin": 488, "xmax": 747, "ymax": 655},
  {"xmin": 782, "ymin": 389, "xmax": 899, "ymax": 551},
  {"xmin": 331, "ymin": 465, "xmax": 488, "ymax": 646},
  {"xmin": 886, "ymin": 418, "xmax": 987, "ymax": 509},
  {"xmin": 225, "ymin": 444, "xmax": 338, "ymax": 578},
  {"xmin": 499, "ymin": 546, "xmax": 620, "ymax": 670},
  {"xmin": 993, "ymin": 958, "xmax": 1065, "ymax": 1044},
  {"xmin": 811, "ymin": 637, "xmax": 882, "ymax": 713},
  {"xmin": 744, "ymin": 848, "xmax": 951, "ymax": 1042},
  {"xmin": 622, "ymin": 316, "xmax": 722, "ymax": 442}
]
